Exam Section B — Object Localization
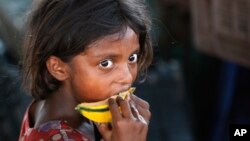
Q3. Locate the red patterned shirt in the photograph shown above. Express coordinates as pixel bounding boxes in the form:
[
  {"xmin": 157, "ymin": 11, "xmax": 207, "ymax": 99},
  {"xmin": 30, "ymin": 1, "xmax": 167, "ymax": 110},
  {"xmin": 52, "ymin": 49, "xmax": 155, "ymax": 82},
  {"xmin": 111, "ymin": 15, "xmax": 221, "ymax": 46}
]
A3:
[{"xmin": 19, "ymin": 104, "xmax": 95, "ymax": 141}]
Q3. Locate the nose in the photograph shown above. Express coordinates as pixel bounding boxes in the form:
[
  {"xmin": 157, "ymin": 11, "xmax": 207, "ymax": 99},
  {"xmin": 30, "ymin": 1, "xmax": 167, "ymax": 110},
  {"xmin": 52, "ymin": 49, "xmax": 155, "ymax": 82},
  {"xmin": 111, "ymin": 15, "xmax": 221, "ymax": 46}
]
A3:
[{"xmin": 117, "ymin": 64, "xmax": 134, "ymax": 85}]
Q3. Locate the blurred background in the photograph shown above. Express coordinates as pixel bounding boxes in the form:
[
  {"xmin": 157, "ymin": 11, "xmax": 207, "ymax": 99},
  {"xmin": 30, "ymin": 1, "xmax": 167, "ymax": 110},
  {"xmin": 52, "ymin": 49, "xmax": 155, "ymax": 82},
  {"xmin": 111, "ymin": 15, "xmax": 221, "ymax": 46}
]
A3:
[{"xmin": 0, "ymin": 0, "xmax": 250, "ymax": 141}]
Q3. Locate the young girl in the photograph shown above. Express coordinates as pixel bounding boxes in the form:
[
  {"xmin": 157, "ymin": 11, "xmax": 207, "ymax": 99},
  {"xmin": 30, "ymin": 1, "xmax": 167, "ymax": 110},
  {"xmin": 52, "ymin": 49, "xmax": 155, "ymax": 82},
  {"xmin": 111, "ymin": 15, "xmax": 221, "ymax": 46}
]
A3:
[{"xmin": 19, "ymin": 0, "xmax": 153, "ymax": 140}]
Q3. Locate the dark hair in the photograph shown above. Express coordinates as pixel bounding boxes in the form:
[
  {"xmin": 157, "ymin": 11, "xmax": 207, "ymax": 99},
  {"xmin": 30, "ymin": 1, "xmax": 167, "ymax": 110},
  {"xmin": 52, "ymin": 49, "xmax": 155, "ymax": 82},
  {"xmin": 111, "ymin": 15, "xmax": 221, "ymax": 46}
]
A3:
[{"xmin": 22, "ymin": 0, "xmax": 153, "ymax": 100}]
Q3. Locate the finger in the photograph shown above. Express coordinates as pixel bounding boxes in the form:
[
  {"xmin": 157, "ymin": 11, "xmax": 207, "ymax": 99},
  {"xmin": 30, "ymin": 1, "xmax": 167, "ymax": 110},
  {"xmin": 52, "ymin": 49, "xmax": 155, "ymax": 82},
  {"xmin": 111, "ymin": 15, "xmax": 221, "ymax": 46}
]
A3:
[
  {"xmin": 109, "ymin": 98, "xmax": 122, "ymax": 121},
  {"xmin": 138, "ymin": 114, "xmax": 148, "ymax": 125},
  {"xmin": 136, "ymin": 105, "xmax": 151, "ymax": 123},
  {"xmin": 131, "ymin": 95, "xmax": 150, "ymax": 109},
  {"xmin": 116, "ymin": 96, "xmax": 133, "ymax": 118},
  {"xmin": 96, "ymin": 123, "xmax": 111, "ymax": 140},
  {"xmin": 130, "ymin": 101, "xmax": 148, "ymax": 125},
  {"xmin": 129, "ymin": 101, "xmax": 140, "ymax": 119}
]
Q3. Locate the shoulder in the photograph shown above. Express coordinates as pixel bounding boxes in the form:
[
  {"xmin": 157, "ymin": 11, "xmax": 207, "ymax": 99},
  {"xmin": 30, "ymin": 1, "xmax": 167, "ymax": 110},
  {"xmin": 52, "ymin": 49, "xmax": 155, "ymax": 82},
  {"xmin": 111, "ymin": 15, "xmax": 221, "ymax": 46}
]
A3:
[
  {"xmin": 19, "ymin": 101, "xmax": 95, "ymax": 141},
  {"xmin": 20, "ymin": 120, "xmax": 92, "ymax": 141}
]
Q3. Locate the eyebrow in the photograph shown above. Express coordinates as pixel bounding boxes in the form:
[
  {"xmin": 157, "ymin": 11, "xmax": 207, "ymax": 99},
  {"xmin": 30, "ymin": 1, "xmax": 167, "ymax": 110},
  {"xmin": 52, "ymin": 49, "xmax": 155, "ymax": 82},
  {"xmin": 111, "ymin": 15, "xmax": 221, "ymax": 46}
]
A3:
[{"xmin": 91, "ymin": 47, "xmax": 140, "ymax": 59}]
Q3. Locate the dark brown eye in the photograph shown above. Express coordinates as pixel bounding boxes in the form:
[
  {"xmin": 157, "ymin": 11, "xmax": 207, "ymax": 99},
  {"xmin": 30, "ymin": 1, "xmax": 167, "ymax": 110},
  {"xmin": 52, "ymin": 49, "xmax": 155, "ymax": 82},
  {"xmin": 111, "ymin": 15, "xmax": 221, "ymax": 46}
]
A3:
[
  {"xmin": 99, "ymin": 59, "xmax": 113, "ymax": 68},
  {"xmin": 128, "ymin": 54, "xmax": 138, "ymax": 63}
]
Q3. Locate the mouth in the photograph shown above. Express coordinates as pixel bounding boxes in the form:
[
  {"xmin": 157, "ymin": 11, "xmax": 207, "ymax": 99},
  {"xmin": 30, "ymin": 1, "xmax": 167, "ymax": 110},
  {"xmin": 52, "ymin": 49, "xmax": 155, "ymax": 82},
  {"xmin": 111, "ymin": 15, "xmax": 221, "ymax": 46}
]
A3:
[
  {"xmin": 76, "ymin": 87, "xmax": 136, "ymax": 110},
  {"xmin": 113, "ymin": 87, "xmax": 136, "ymax": 100},
  {"xmin": 117, "ymin": 89, "xmax": 130, "ymax": 95},
  {"xmin": 115, "ymin": 85, "xmax": 132, "ymax": 96}
]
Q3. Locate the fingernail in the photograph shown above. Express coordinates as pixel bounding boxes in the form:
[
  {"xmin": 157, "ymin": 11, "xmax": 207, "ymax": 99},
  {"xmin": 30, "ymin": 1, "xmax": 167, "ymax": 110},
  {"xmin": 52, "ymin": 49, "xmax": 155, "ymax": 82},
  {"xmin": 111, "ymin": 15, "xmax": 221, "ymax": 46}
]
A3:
[{"xmin": 108, "ymin": 98, "xmax": 115, "ymax": 104}]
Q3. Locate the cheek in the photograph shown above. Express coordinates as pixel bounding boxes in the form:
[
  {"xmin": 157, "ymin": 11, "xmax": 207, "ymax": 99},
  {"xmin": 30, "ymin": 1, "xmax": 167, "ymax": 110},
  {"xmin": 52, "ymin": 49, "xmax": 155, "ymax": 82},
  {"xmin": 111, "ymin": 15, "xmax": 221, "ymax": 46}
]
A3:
[
  {"xmin": 73, "ymin": 72, "xmax": 114, "ymax": 101},
  {"xmin": 131, "ymin": 64, "xmax": 138, "ymax": 81}
]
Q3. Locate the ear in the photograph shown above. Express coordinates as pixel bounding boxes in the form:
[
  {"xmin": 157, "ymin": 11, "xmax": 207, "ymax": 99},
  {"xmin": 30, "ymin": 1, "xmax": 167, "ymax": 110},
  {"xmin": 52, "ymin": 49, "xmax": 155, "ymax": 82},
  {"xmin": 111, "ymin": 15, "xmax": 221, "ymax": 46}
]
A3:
[{"xmin": 46, "ymin": 56, "xmax": 69, "ymax": 81}]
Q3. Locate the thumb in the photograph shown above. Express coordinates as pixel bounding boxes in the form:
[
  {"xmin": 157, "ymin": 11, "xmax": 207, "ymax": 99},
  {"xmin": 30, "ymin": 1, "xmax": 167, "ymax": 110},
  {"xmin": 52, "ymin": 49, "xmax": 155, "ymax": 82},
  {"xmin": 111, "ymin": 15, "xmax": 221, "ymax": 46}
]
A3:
[{"xmin": 96, "ymin": 123, "xmax": 111, "ymax": 140}]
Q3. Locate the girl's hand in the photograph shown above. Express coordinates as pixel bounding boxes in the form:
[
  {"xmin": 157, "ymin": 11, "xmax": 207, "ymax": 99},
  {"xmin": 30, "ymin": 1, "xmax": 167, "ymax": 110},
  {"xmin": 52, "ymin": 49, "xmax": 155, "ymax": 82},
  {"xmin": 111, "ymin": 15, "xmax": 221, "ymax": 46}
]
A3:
[
  {"xmin": 130, "ymin": 94, "xmax": 151, "ymax": 125},
  {"xmin": 97, "ymin": 95, "xmax": 151, "ymax": 141}
]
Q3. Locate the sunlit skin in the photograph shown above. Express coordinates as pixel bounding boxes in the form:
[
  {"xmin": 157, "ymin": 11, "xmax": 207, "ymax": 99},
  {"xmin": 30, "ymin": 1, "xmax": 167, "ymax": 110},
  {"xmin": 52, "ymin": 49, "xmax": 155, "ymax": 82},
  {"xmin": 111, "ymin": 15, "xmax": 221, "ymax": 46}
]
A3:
[
  {"xmin": 31, "ymin": 27, "xmax": 151, "ymax": 141},
  {"xmin": 66, "ymin": 27, "xmax": 139, "ymax": 103}
]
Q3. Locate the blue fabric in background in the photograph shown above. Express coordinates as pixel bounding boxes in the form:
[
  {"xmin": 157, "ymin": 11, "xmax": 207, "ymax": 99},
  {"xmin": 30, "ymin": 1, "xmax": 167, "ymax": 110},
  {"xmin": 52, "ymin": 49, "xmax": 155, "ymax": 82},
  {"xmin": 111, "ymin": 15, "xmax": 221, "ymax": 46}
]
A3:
[{"xmin": 212, "ymin": 61, "xmax": 250, "ymax": 141}]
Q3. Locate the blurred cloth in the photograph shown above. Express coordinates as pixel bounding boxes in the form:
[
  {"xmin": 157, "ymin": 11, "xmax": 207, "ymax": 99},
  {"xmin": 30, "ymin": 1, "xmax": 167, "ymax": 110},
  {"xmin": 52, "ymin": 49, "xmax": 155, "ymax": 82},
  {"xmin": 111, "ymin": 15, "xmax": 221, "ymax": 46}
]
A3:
[{"xmin": 191, "ymin": 0, "xmax": 250, "ymax": 68}]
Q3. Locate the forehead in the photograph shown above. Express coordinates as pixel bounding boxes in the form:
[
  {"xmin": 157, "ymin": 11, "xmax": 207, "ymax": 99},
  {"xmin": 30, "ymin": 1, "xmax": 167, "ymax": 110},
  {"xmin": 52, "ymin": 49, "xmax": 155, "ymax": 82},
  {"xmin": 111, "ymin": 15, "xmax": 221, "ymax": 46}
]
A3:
[{"xmin": 83, "ymin": 27, "xmax": 139, "ymax": 54}]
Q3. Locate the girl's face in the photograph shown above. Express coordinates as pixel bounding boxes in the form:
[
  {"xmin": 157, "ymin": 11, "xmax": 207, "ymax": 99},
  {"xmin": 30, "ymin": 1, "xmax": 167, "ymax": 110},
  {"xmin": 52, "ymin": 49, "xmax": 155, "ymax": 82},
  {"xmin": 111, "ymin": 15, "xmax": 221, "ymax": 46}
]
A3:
[{"xmin": 67, "ymin": 27, "xmax": 139, "ymax": 102}]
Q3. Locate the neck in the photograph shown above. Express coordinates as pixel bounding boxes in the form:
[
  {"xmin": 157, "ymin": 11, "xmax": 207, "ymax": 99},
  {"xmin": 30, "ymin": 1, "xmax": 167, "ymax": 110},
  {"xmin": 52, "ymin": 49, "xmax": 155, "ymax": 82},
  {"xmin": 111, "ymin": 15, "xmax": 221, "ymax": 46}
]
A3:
[{"xmin": 34, "ymin": 86, "xmax": 85, "ymax": 128}]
